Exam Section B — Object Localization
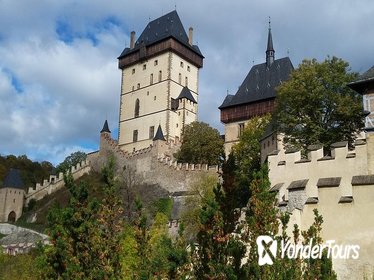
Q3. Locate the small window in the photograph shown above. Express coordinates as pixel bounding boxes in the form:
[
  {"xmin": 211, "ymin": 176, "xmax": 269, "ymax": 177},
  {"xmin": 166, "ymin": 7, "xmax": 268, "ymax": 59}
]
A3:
[
  {"xmin": 149, "ymin": 126, "xmax": 155, "ymax": 139},
  {"xmin": 185, "ymin": 77, "xmax": 188, "ymax": 87},
  {"xmin": 137, "ymin": 83, "xmax": 140, "ymax": 89},
  {"xmin": 150, "ymin": 73, "xmax": 153, "ymax": 85},
  {"xmin": 132, "ymin": 69, "xmax": 135, "ymax": 74},
  {"xmin": 154, "ymin": 60, "xmax": 158, "ymax": 66},
  {"xmin": 176, "ymin": 124, "xmax": 179, "ymax": 128},
  {"xmin": 178, "ymin": 73, "xmax": 182, "ymax": 84},
  {"xmin": 143, "ymin": 64, "xmax": 146, "ymax": 70},
  {"xmin": 158, "ymin": 71, "xmax": 162, "ymax": 82},
  {"xmin": 133, "ymin": 130, "xmax": 138, "ymax": 142},
  {"xmin": 134, "ymin": 99, "xmax": 140, "ymax": 118},
  {"xmin": 13, "ymin": 199, "xmax": 15, "ymax": 203},
  {"xmin": 187, "ymin": 65, "xmax": 190, "ymax": 72},
  {"xmin": 132, "ymin": 86, "xmax": 135, "ymax": 91},
  {"xmin": 147, "ymin": 91, "xmax": 149, "ymax": 96},
  {"xmin": 180, "ymin": 61, "xmax": 184, "ymax": 67},
  {"xmin": 154, "ymin": 96, "xmax": 156, "ymax": 101},
  {"xmin": 238, "ymin": 123, "xmax": 245, "ymax": 137}
]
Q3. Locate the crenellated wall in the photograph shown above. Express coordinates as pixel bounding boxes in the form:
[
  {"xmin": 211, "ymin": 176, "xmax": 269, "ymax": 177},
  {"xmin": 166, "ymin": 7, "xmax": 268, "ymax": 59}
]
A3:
[
  {"xmin": 268, "ymin": 133, "xmax": 374, "ymax": 280},
  {"xmin": 25, "ymin": 160, "xmax": 91, "ymax": 204}
]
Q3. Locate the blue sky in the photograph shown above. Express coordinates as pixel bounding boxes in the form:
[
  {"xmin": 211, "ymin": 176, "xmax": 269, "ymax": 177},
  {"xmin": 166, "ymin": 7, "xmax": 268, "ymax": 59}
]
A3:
[{"xmin": 0, "ymin": 0, "xmax": 373, "ymax": 165}]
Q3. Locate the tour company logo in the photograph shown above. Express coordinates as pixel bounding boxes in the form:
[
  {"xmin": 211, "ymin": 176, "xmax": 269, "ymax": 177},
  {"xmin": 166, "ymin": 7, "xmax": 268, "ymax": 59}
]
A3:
[{"xmin": 256, "ymin": 235, "xmax": 360, "ymax": 266}]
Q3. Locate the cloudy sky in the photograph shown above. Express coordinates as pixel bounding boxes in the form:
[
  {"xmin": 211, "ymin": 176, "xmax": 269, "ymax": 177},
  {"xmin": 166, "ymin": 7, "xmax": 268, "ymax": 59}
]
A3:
[{"xmin": 0, "ymin": 0, "xmax": 373, "ymax": 165}]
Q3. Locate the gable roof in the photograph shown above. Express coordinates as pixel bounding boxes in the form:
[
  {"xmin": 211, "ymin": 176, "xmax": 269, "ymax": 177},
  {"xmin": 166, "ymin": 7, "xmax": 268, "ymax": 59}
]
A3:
[
  {"xmin": 219, "ymin": 57, "xmax": 293, "ymax": 109},
  {"xmin": 118, "ymin": 10, "xmax": 203, "ymax": 59},
  {"xmin": 177, "ymin": 87, "xmax": 197, "ymax": 103},
  {"xmin": 2, "ymin": 169, "xmax": 24, "ymax": 190},
  {"xmin": 347, "ymin": 65, "xmax": 374, "ymax": 94}
]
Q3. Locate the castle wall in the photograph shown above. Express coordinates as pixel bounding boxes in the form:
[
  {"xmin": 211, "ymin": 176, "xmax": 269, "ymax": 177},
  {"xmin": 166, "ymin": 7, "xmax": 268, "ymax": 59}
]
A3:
[{"xmin": 268, "ymin": 133, "xmax": 374, "ymax": 279}]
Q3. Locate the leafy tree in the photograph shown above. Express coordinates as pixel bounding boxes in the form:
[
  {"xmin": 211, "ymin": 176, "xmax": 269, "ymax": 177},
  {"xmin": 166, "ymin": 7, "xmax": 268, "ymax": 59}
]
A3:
[
  {"xmin": 175, "ymin": 121, "xmax": 224, "ymax": 165},
  {"xmin": 274, "ymin": 56, "xmax": 363, "ymax": 152},
  {"xmin": 55, "ymin": 151, "xmax": 87, "ymax": 174}
]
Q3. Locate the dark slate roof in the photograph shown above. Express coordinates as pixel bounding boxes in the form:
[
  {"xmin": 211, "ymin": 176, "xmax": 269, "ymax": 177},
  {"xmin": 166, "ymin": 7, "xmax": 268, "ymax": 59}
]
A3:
[
  {"xmin": 100, "ymin": 120, "xmax": 111, "ymax": 133},
  {"xmin": 287, "ymin": 179, "xmax": 308, "ymax": 190},
  {"xmin": 177, "ymin": 87, "xmax": 197, "ymax": 103},
  {"xmin": 351, "ymin": 175, "xmax": 374, "ymax": 186},
  {"xmin": 219, "ymin": 57, "xmax": 294, "ymax": 109},
  {"xmin": 317, "ymin": 177, "xmax": 341, "ymax": 188},
  {"xmin": 347, "ymin": 65, "xmax": 374, "ymax": 94},
  {"xmin": 2, "ymin": 169, "xmax": 24, "ymax": 190},
  {"xmin": 118, "ymin": 10, "xmax": 203, "ymax": 59},
  {"xmin": 267, "ymin": 28, "xmax": 274, "ymax": 52},
  {"xmin": 153, "ymin": 124, "xmax": 166, "ymax": 141}
]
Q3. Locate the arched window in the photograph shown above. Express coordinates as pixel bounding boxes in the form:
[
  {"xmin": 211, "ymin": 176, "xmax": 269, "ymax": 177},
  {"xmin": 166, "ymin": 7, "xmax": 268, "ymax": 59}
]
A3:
[
  {"xmin": 150, "ymin": 73, "xmax": 153, "ymax": 85},
  {"xmin": 8, "ymin": 211, "xmax": 16, "ymax": 223},
  {"xmin": 178, "ymin": 73, "xmax": 182, "ymax": 84},
  {"xmin": 134, "ymin": 99, "xmax": 140, "ymax": 118},
  {"xmin": 158, "ymin": 70, "xmax": 162, "ymax": 82}
]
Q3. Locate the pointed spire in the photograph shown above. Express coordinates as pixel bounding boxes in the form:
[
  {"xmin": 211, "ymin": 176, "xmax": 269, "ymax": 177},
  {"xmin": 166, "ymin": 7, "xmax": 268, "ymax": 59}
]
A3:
[
  {"xmin": 100, "ymin": 120, "xmax": 111, "ymax": 133},
  {"xmin": 153, "ymin": 124, "xmax": 166, "ymax": 141},
  {"xmin": 266, "ymin": 17, "xmax": 275, "ymax": 66}
]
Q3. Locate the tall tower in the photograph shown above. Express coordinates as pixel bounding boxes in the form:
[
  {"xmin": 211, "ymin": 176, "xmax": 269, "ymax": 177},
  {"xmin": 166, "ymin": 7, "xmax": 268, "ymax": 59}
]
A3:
[
  {"xmin": 266, "ymin": 18, "xmax": 275, "ymax": 66},
  {"xmin": 117, "ymin": 11, "xmax": 204, "ymax": 152}
]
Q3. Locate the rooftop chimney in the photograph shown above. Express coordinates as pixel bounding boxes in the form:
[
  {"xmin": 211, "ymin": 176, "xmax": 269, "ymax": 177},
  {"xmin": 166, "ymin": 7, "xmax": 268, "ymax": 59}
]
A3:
[
  {"xmin": 188, "ymin": 27, "xmax": 193, "ymax": 45},
  {"xmin": 130, "ymin": 31, "xmax": 136, "ymax": 49}
]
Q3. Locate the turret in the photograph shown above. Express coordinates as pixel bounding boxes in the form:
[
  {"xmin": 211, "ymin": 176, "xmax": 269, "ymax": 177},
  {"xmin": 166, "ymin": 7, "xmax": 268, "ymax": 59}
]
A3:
[{"xmin": 266, "ymin": 18, "xmax": 275, "ymax": 67}]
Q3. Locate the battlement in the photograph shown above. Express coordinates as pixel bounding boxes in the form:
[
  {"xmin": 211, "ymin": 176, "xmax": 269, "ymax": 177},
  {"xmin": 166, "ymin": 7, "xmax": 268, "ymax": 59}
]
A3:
[
  {"xmin": 268, "ymin": 133, "xmax": 374, "ymax": 211},
  {"xmin": 157, "ymin": 155, "xmax": 220, "ymax": 172},
  {"xmin": 25, "ymin": 160, "xmax": 91, "ymax": 204}
]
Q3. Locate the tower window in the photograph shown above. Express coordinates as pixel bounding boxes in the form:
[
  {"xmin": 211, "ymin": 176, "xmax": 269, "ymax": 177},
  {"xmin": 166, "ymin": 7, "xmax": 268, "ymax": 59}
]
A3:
[
  {"xmin": 178, "ymin": 73, "xmax": 182, "ymax": 84},
  {"xmin": 150, "ymin": 73, "xmax": 153, "ymax": 85},
  {"xmin": 154, "ymin": 60, "xmax": 158, "ymax": 66},
  {"xmin": 132, "ymin": 86, "xmax": 135, "ymax": 91},
  {"xmin": 187, "ymin": 65, "xmax": 190, "ymax": 72},
  {"xmin": 149, "ymin": 126, "xmax": 155, "ymax": 139},
  {"xmin": 158, "ymin": 71, "xmax": 162, "ymax": 82},
  {"xmin": 132, "ymin": 69, "xmax": 135, "ymax": 74},
  {"xmin": 143, "ymin": 64, "xmax": 147, "ymax": 70},
  {"xmin": 238, "ymin": 123, "xmax": 245, "ymax": 137},
  {"xmin": 185, "ymin": 77, "xmax": 188, "ymax": 87},
  {"xmin": 137, "ymin": 83, "xmax": 140, "ymax": 89},
  {"xmin": 180, "ymin": 61, "xmax": 184, "ymax": 68},
  {"xmin": 133, "ymin": 130, "xmax": 138, "ymax": 142},
  {"xmin": 134, "ymin": 99, "xmax": 140, "ymax": 118},
  {"xmin": 154, "ymin": 96, "xmax": 156, "ymax": 101}
]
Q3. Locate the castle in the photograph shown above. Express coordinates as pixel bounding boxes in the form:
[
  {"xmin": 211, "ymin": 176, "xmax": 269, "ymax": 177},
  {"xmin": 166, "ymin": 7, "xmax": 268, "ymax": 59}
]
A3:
[{"xmin": 1, "ymin": 10, "xmax": 374, "ymax": 279}]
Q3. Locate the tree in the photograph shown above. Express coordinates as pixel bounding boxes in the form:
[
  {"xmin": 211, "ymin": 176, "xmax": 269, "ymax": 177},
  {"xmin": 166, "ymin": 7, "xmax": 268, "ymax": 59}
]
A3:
[
  {"xmin": 274, "ymin": 56, "xmax": 364, "ymax": 152},
  {"xmin": 55, "ymin": 151, "xmax": 87, "ymax": 174},
  {"xmin": 175, "ymin": 121, "xmax": 224, "ymax": 165}
]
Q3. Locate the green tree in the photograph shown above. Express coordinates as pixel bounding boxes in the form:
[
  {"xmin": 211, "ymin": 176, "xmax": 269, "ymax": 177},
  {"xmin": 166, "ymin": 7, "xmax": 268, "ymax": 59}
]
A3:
[
  {"xmin": 274, "ymin": 56, "xmax": 363, "ymax": 152},
  {"xmin": 175, "ymin": 121, "xmax": 224, "ymax": 165},
  {"xmin": 55, "ymin": 151, "xmax": 87, "ymax": 174}
]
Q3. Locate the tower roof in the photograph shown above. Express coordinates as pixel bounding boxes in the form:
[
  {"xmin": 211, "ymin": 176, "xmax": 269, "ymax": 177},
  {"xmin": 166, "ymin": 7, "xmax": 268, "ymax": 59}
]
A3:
[
  {"xmin": 266, "ymin": 27, "xmax": 274, "ymax": 52},
  {"xmin": 177, "ymin": 87, "xmax": 197, "ymax": 103},
  {"xmin": 2, "ymin": 169, "xmax": 24, "ymax": 190},
  {"xmin": 100, "ymin": 120, "xmax": 111, "ymax": 133},
  {"xmin": 118, "ymin": 10, "xmax": 203, "ymax": 59},
  {"xmin": 219, "ymin": 57, "xmax": 294, "ymax": 109},
  {"xmin": 348, "ymin": 65, "xmax": 374, "ymax": 94},
  {"xmin": 153, "ymin": 124, "xmax": 166, "ymax": 141}
]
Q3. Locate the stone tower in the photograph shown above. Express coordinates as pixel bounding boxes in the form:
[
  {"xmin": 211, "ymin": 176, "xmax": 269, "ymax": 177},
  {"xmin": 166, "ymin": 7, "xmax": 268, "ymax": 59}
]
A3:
[
  {"xmin": 117, "ymin": 11, "xmax": 204, "ymax": 152},
  {"xmin": 0, "ymin": 169, "xmax": 25, "ymax": 223}
]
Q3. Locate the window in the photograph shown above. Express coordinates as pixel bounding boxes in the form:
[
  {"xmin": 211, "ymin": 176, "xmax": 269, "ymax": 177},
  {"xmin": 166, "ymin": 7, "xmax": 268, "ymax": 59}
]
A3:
[
  {"xmin": 154, "ymin": 96, "xmax": 156, "ymax": 100},
  {"xmin": 180, "ymin": 61, "xmax": 184, "ymax": 67},
  {"xmin": 149, "ymin": 126, "xmax": 155, "ymax": 139},
  {"xmin": 143, "ymin": 64, "xmax": 146, "ymax": 70},
  {"xmin": 178, "ymin": 73, "xmax": 182, "ymax": 84},
  {"xmin": 238, "ymin": 123, "xmax": 245, "ymax": 137},
  {"xmin": 134, "ymin": 99, "xmax": 140, "ymax": 118},
  {"xmin": 150, "ymin": 73, "xmax": 153, "ymax": 85},
  {"xmin": 185, "ymin": 77, "xmax": 188, "ymax": 87},
  {"xmin": 158, "ymin": 71, "xmax": 162, "ymax": 82},
  {"xmin": 154, "ymin": 60, "xmax": 158, "ymax": 66},
  {"xmin": 133, "ymin": 130, "xmax": 138, "ymax": 142},
  {"xmin": 187, "ymin": 65, "xmax": 190, "ymax": 72},
  {"xmin": 137, "ymin": 83, "xmax": 140, "ymax": 89},
  {"xmin": 132, "ymin": 86, "xmax": 134, "ymax": 91},
  {"xmin": 132, "ymin": 68, "xmax": 135, "ymax": 74},
  {"xmin": 147, "ymin": 91, "xmax": 149, "ymax": 96}
]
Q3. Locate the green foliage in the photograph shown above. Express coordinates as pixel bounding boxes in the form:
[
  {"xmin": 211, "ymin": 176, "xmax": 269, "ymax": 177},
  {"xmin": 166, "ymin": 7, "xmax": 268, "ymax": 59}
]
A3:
[
  {"xmin": 153, "ymin": 197, "xmax": 173, "ymax": 219},
  {"xmin": 0, "ymin": 250, "xmax": 42, "ymax": 280},
  {"xmin": 175, "ymin": 121, "xmax": 224, "ymax": 165},
  {"xmin": 0, "ymin": 154, "xmax": 54, "ymax": 190},
  {"xmin": 275, "ymin": 56, "xmax": 363, "ymax": 152},
  {"xmin": 55, "ymin": 151, "xmax": 87, "ymax": 174}
]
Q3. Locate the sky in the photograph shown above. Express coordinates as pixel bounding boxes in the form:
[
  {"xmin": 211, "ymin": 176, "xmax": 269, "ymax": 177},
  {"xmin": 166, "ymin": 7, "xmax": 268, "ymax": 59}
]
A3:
[{"xmin": 0, "ymin": 0, "xmax": 373, "ymax": 165}]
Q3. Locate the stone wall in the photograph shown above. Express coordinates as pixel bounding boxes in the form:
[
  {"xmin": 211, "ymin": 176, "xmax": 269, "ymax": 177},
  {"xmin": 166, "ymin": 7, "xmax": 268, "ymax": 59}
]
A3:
[{"xmin": 268, "ymin": 132, "xmax": 374, "ymax": 279}]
